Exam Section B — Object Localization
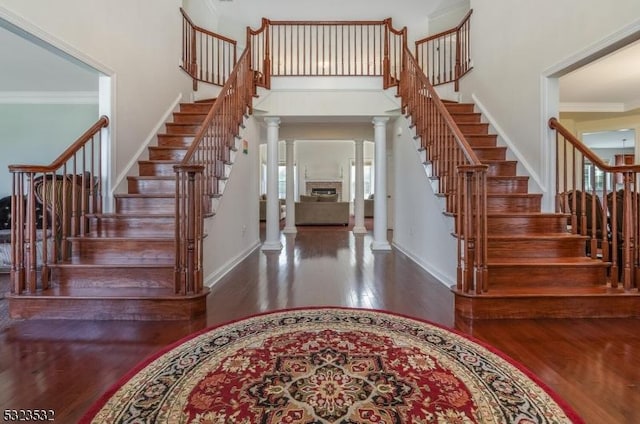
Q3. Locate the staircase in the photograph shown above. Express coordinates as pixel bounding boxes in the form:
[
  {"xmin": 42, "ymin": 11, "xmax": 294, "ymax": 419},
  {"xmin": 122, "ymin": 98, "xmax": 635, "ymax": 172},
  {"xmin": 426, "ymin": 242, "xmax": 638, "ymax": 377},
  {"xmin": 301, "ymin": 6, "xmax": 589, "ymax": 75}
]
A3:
[
  {"xmin": 7, "ymin": 101, "xmax": 216, "ymax": 320},
  {"xmin": 445, "ymin": 101, "xmax": 640, "ymax": 322}
]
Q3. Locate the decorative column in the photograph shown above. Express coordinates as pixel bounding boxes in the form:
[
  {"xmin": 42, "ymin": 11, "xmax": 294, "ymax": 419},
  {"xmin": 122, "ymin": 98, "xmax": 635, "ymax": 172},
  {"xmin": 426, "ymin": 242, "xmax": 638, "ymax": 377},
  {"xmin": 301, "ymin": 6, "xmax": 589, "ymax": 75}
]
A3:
[
  {"xmin": 283, "ymin": 139, "xmax": 297, "ymax": 234},
  {"xmin": 371, "ymin": 117, "xmax": 391, "ymax": 251},
  {"xmin": 353, "ymin": 139, "xmax": 367, "ymax": 234},
  {"xmin": 262, "ymin": 117, "xmax": 282, "ymax": 251}
]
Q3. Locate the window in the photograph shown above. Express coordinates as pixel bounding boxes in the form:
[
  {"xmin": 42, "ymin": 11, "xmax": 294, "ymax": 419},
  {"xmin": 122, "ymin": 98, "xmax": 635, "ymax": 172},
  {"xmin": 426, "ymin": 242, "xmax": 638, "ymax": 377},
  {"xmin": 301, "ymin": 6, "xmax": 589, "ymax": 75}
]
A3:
[
  {"xmin": 278, "ymin": 164, "xmax": 297, "ymax": 199},
  {"xmin": 350, "ymin": 161, "xmax": 374, "ymax": 199}
]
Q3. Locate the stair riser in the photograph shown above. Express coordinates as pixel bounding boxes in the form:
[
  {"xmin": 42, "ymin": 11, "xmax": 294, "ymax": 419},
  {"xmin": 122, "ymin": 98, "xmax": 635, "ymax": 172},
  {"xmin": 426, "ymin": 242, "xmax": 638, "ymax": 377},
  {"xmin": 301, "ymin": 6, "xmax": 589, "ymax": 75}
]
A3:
[
  {"xmin": 465, "ymin": 135, "xmax": 498, "ymax": 148},
  {"xmin": 54, "ymin": 266, "xmax": 174, "ymax": 288},
  {"xmin": 444, "ymin": 103, "xmax": 475, "ymax": 113},
  {"xmin": 486, "ymin": 162, "xmax": 517, "ymax": 177},
  {"xmin": 474, "ymin": 147, "xmax": 506, "ymax": 161},
  {"xmin": 488, "ymin": 265, "xmax": 607, "ymax": 288},
  {"xmin": 450, "ymin": 113, "xmax": 482, "ymax": 123},
  {"xmin": 165, "ymin": 123, "xmax": 199, "ymax": 135},
  {"xmin": 115, "ymin": 197, "xmax": 175, "ymax": 214},
  {"xmin": 179, "ymin": 103, "xmax": 214, "ymax": 113},
  {"xmin": 487, "ymin": 179, "xmax": 528, "ymax": 194},
  {"xmin": 88, "ymin": 217, "xmax": 175, "ymax": 235},
  {"xmin": 157, "ymin": 135, "xmax": 194, "ymax": 147},
  {"xmin": 458, "ymin": 123, "xmax": 489, "ymax": 135},
  {"xmin": 488, "ymin": 196, "xmax": 541, "ymax": 213},
  {"xmin": 172, "ymin": 113, "xmax": 207, "ymax": 124},
  {"xmin": 128, "ymin": 179, "xmax": 176, "ymax": 194},
  {"xmin": 488, "ymin": 239, "xmax": 587, "ymax": 258},
  {"xmin": 455, "ymin": 295, "xmax": 640, "ymax": 320},
  {"xmin": 138, "ymin": 162, "xmax": 179, "ymax": 176},
  {"xmin": 71, "ymin": 239, "xmax": 174, "ymax": 261},
  {"xmin": 9, "ymin": 295, "xmax": 207, "ymax": 320},
  {"xmin": 487, "ymin": 216, "xmax": 569, "ymax": 235},
  {"xmin": 149, "ymin": 148, "xmax": 187, "ymax": 161}
]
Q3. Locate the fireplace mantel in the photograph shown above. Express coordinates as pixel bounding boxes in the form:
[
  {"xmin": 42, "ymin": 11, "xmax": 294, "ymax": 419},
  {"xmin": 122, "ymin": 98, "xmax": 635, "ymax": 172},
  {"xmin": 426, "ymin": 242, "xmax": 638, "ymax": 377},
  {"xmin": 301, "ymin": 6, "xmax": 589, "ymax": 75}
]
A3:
[{"xmin": 305, "ymin": 180, "xmax": 343, "ymax": 201}]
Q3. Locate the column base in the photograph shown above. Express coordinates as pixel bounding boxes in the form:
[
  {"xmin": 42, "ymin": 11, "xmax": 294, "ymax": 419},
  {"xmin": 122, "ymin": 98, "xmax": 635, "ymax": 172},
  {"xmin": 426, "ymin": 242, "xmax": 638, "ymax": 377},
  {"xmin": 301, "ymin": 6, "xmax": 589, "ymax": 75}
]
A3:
[
  {"xmin": 283, "ymin": 226, "xmax": 298, "ymax": 234},
  {"xmin": 370, "ymin": 240, "xmax": 392, "ymax": 251},
  {"xmin": 261, "ymin": 241, "xmax": 283, "ymax": 251},
  {"xmin": 352, "ymin": 226, "xmax": 368, "ymax": 234}
]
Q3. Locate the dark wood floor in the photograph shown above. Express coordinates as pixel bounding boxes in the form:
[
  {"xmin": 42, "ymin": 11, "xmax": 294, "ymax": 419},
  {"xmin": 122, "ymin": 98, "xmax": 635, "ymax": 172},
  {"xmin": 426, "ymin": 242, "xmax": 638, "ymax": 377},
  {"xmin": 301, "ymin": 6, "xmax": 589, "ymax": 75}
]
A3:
[{"xmin": 1, "ymin": 225, "xmax": 639, "ymax": 423}]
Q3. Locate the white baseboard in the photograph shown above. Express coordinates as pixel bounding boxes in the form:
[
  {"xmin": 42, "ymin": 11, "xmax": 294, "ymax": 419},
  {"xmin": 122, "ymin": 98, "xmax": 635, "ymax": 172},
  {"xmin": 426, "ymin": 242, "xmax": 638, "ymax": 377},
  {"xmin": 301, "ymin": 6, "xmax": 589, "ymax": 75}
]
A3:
[
  {"xmin": 204, "ymin": 240, "xmax": 261, "ymax": 289},
  {"xmin": 391, "ymin": 241, "xmax": 455, "ymax": 289}
]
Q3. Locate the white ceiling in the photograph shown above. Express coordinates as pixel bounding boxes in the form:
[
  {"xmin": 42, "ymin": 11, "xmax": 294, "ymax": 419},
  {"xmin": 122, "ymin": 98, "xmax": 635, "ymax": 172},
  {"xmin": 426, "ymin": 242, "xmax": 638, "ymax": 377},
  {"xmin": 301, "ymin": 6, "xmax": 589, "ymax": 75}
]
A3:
[
  {"xmin": 1, "ymin": 0, "xmax": 639, "ymax": 117},
  {"xmin": 0, "ymin": 24, "xmax": 98, "ymax": 94},
  {"xmin": 559, "ymin": 39, "xmax": 640, "ymax": 113}
]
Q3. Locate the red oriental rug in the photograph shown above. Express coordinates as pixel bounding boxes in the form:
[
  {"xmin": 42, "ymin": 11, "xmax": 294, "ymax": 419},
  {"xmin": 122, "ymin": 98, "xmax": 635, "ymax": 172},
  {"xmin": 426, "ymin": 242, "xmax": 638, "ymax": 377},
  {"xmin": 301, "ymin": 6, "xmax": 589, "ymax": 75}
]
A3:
[{"xmin": 81, "ymin": 308, "xmax": 583, "ymax": 423}]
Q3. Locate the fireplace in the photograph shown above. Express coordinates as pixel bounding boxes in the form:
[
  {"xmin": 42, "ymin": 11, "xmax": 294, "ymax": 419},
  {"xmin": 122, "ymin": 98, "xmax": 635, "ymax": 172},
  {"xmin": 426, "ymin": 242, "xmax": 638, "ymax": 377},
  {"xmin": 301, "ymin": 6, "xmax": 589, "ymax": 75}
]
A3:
[
  {"xmin": 311, "ymin": 188, "xmax": 337, "ymax": 195},
  {"xmin": 306, "ymin": 181, "xmax": 342, "ymax": 201}
]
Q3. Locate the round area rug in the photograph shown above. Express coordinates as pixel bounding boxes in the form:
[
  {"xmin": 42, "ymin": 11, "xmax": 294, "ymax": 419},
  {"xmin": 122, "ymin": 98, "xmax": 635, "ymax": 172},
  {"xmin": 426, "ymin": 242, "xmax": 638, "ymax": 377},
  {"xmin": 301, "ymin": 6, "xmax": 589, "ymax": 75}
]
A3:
[{"xmin": 81, "ymin": 308, "xmax": 583, "ymax": 423}]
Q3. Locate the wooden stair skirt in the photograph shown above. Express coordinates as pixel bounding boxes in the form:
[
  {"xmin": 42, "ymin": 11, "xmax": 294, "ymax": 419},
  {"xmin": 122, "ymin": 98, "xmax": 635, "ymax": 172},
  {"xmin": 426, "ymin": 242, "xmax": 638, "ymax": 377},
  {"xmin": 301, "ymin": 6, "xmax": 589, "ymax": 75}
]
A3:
[
  {"xmin": 443, "ymin": 102, "xmax": 637, "ymax": 320},
  {"xmin": 8, "ymin": 101, "xmax": 215, "ymax": 321}
]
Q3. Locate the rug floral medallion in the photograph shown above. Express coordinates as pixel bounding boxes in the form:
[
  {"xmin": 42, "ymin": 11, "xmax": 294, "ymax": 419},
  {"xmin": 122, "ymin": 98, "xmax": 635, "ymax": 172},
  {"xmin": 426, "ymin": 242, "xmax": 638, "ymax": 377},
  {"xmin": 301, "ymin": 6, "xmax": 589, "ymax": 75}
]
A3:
[{"xmin": 84, "ymin": 308, "xmax": 582, "ymax": 424}]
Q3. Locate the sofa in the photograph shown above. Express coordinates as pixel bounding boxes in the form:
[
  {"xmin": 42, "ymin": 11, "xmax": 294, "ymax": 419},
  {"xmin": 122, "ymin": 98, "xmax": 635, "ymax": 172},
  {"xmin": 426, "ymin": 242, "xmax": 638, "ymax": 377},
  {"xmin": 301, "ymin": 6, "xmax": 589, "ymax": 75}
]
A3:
[
  {"xmin": 295, "ymin": 194, "xmax": 350, "ymax": 225},
  {"xmin": 259, "ymin": 196, "xmax": 286, "ymax": 221}
]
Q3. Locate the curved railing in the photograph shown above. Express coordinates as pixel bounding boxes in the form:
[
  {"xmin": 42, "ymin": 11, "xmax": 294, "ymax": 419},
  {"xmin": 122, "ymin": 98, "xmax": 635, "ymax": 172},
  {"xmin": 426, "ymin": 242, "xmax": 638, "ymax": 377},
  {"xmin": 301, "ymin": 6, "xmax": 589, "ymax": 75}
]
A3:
[
  {"xmin": 181, "ymin": 8, "xmax": 237, "ymax": 90},
  {"xmin": 399, "ymin": 46, "xmax": 488, "ymax": 294},
  {"xmin": 415, "ymin": 10, "xmax": 472, "ymax": 91},
  {"xmin": 550, "ymin": 117, "xmax": 640, "ymax": 290},
  {"xmin": 8, "ymin": 116, "xmax": 109, "ymax": 294}
]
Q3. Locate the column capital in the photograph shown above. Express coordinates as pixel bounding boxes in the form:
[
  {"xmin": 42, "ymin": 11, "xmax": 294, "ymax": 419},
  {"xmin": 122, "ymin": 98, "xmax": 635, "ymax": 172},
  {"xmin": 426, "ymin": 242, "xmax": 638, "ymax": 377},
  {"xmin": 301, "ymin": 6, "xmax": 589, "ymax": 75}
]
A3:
[
  {"xmin": 353, "ymin": 139, "xmax": 365, "ymax": 146},
  {"xmin": 285, "ymin": 139, "xmax": 295, "ymax": 146},
  {"xmin": 372, "ymin": 116, "xmax": 390, "ymax": 126},
  {"xmin": 264, "ymin": 117, "xmax": 281, "ymax": 127}
]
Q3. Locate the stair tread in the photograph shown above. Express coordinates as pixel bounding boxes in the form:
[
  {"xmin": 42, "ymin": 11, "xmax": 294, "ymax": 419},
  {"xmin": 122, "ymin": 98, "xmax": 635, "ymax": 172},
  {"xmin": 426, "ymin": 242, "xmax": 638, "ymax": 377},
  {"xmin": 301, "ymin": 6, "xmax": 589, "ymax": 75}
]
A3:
[
  {"xmin": 115, "ymin": 193, "xmax": 175, "ymax": 198},
  {"xmin": 487, "ymin": 193, "xmax": 542, "ymax": 198},
  {"xmin": 488, "ymin": 212, "xmax": 569, "ymax": 217},
  {"xmin": 149, "ymin": 145, "xmax": 189, "ymax": 150},
  {"xmin": 488, "ymin": 233, "xmax": 582, "ymax": 240},
  {"xmin": 488, "ymin": 176, "xmax": 529, "ymax": 180},
  {"xmin": 68, "ymin": 234, "xmax": 174, "ymax": 241},
  {"xmin": 488, "ymin": 257, "xmax": 608, "ymax": 266},
  {"xmin": 10, "ymin": 286, "xmax": 190, "ymax": 299},
  {"xmin": 128, "ymin": 175, "xmax": 175, "ymax": 180},
  {"xmin": 455, "ymin": 286, "xmax": 636, "ymax": 297},
  {"xmin": 58, "ymin": 257, "xmax": 174, "ymax": 266},
  {"xmin": 137, "ymin": 159, "xmax": 181, "ymax": 163},
  {"xmin": 87, "ymin": 212, "xmax": 175, "ymax": 219},
  {"xmin": 54, "ymin": 260, "xmax": 173, "ymax": 268}
]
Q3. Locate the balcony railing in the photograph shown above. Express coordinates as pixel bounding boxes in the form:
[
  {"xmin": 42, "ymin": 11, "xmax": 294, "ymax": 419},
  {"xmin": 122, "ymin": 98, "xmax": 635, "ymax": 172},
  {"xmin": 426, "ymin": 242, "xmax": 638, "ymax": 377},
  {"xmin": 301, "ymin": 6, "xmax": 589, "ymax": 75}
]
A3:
[
  {"xmin": 415, "ymin": 10, "xmax": 473, "ymax": 91},
  {"xmin": 248, "ymin": 18, "xmax": 406, "ymax": 89}
]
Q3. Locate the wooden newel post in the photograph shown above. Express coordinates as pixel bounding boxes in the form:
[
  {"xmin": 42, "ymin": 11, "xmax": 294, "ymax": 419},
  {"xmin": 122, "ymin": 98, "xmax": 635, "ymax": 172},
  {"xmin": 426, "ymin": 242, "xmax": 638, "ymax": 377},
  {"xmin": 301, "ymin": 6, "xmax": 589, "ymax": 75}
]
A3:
[{"xmin": 174, "ymin": 164, "xmax": 204, "ymax": 296}]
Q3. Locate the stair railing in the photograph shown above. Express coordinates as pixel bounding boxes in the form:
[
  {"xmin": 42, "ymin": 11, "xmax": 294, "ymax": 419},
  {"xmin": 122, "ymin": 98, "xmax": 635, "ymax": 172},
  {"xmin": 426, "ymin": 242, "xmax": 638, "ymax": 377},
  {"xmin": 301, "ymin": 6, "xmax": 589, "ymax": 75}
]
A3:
[
  {"xmin": 247, "ymin": 18, "xmax": 406, "ymax": 89},
  {"xmin": 180, "ymin": 8, "xmax": 238, "ymax": 90},
  {"xmin": 174, "ymin": 45, "xmax": 254, "ymax": 296},
  {"xmin": 399, "ymin": 46, "xmax": 488, "ymax": 294},
  {"xmin": 550, "ymin": 117, "xmax": 640, "ymax": 290},
  {"xmin": 8, "ymin": 116, "xmax": 109, "ymax": 295},
  {"xmin": 415, "ymin": 9, "xmax": 473, "ymax": 91}
]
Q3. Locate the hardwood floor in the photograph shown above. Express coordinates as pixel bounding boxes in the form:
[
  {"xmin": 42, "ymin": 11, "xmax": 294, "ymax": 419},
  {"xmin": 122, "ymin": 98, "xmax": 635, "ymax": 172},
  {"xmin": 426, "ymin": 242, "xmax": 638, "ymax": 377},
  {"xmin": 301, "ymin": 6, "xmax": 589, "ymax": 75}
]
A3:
[{"xmin": 1, "ymin": 224, "xmax": 639, "ymax": 423}]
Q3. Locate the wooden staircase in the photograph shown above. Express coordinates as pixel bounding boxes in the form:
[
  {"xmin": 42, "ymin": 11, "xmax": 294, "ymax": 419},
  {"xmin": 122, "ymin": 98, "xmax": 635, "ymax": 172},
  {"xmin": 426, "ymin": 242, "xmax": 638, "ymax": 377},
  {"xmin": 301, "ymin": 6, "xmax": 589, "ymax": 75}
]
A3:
[
  {"xmin": 445, "ymin": 102, "xmax": 640, "ymax": 321},
  {"xmin": 7, "ymin": 102, "xmax": 215, "ymax": 320}
]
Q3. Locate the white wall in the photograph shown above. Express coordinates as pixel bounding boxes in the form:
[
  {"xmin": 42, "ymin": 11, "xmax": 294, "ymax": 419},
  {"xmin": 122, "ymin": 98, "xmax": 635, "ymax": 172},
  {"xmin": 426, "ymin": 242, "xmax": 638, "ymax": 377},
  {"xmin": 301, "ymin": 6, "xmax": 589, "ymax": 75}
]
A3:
[
  {"xmin": 0, "ymin": 103, "xmax": 98, "ymax": 197},
  {"xmin": 0, "ymin": 0, "xmax": 193, "ymax": 195},
  {"xmin": 426, "ymin": 0, "xmax": 470, "ymax": 35},
  {"xmin": 461, "ymin": 0, "xmax": 640, "ymax": 208},
  {"xmin": 392, "ymin": 115, "xmax": 457, "ymax": 287},
  {"xmin": 203, "ymin": 115, "xmax": 261, "ymax": 286}
]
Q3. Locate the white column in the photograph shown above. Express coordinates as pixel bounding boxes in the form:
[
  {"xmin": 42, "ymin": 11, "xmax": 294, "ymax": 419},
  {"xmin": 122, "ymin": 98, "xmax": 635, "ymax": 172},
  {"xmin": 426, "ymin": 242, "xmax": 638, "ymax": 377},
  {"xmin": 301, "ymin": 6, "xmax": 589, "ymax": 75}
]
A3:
[
  {"xmin": 262, "ymin": 117, "xmax": 283, "ymax": 251},
  {"xmin": 353, "ymin": 139, "xmax": 367, "ymax": 234},
  {"xmin": 371, "ymin": 117, "xmax": 391, "ymax": 251},
  {"xmin": 283, "ymin": 139, "xmax": 297, "ymax": 234}
]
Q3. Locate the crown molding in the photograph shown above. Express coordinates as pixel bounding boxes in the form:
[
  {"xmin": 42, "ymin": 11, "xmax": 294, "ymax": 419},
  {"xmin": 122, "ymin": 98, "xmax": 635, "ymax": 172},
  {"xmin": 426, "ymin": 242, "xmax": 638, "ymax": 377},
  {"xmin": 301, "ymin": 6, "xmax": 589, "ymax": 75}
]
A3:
[
  {"xmin": 559, "ymin": 102, "xmax": 625, "ymax": 113},
  {"xmin": 0, "ymin": 91, "xmax": 98, "ymax": 104}
]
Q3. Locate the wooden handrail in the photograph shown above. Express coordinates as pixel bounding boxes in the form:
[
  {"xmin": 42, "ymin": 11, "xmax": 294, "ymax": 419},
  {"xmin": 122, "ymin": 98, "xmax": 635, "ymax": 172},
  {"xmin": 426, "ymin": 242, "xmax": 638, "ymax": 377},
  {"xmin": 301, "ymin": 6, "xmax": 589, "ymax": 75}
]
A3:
[
  {"xmin": 8, "ymin": 115, "xmax": 109, "ymax": 295},
  {"xmin": 180, "ymin": 8, "xmax": 237, "ymax": 89},
  {"xmin": 415, "ymin": 9, "xmax": 473, "ymax": 90},
  {"xmin": 8, "ymin": 116, "xmax": 109, "ymax": 174},
  {"xmin": 174, "ymin": 41, "xmax": 254, "ymax": 295},
  {"xmin": 550, "ymin": 117, "xmax": 640, "ymax": 290},
  {"xmin": 399, "ymin": 44, "xmax": 487, "ymax": 294}
]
